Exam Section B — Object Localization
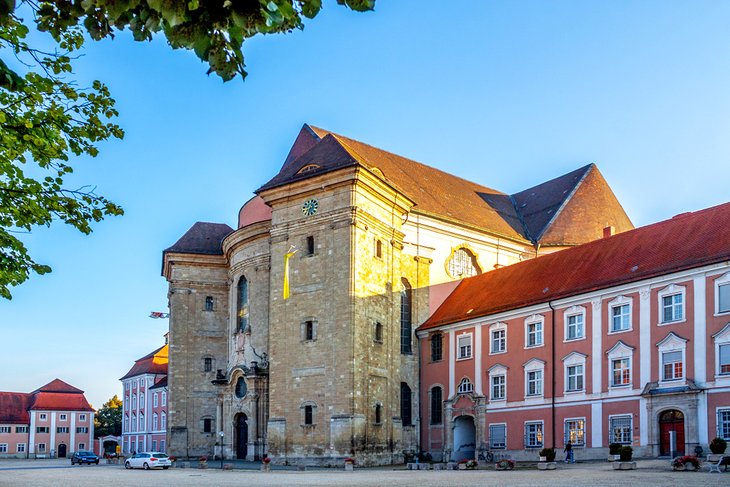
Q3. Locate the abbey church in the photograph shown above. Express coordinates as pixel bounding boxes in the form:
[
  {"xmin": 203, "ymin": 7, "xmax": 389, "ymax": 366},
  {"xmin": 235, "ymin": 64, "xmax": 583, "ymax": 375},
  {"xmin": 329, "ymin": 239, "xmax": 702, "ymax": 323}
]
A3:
[{"xmin": 161, "ymin": 124, "xmax": 633, "ymax": 465}]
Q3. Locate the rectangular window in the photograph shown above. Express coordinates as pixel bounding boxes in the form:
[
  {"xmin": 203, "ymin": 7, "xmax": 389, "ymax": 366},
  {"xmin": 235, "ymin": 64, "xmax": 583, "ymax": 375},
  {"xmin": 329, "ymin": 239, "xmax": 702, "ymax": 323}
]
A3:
[
  {"xmin": 566, "ymin": 314, "xmax": 584, "ymax": 340},
  {"xmin": 56, "ymin": 427, "xmax": 69, "ymax": 433},
  {"xmin": 39, "ymin": 414, "xmax": 47, "ymax": 420},
  {"xmin": 306, "ymin": 235, "xmax": 315, "ymax": 256},
  {"xmin": 36, "ymin": 427, "xmax": 48, "ymax": 434},
  {"xmin": 609, "ymin": 415, "xmax": 632, "ymax": 444},
  {"xmin": 430, "ymin": 387, "xmax": 443, "ymax": 425},
  {"xmin": 662, "ymin": 294, "xmax": 683, "ymax": 322},
  {"xmin": 204, "ymin": 357, "xmax": 213, "ymax": 372},
  {"xmin": 611, "ymin": 304, "xmax": 630, "ymax": 332},
  {"xmin": 457, "ymin": 334, "xmax": 472, "ymax": 359},
  {"xmin": 204, "ymin": 295, "xmax": 214, "ymax": 311},
  {"xmin": 430, "ymin": 334, "xmax": 443, "ymax": 361},
  {"xmin": 718, "ymin": 410, "xmax": 730, "ymax": 440},
  {"xmin": 720, "ymin": 344, "xmax": 730, "ymax": 375},
  {"xmin": 79, "ymin": 414, "xmax": 86, "ymax": 421},
  {"xmin": 491, "ymin": 329, "xmax": 506, "ymax": 353},
  {"xmin": 161, "ymin": 414, "xmax": 167, "ymax": 429},
  {"xmin": 612, "ymin": 358, "xmax": 631, "ymax": 386},
  {"xmin": 374, "ymin": 239, "xmax": 382, "ymax": 259},
  {"xmin": 527, "ymin": 370, "xmax": 543, "ymax": 396},
  {"xmin": 662, "ymin": 351, "xmax": 683, "ymax": 380},
  {"xmin": 305, "ymin": 320, "xmax": 314, "ymax": 341},
  {"xmin": 304, "ymin": 405, "xmax": 313, "ymax": 425},
  {"xmin": 78, "ymin": 443, "xmax": 85, "ymax": 450},
  {"xmin": 203, "ymin": 418, "xmax": 212, "ymax": 433},
  {"xmin": 489, "ymin": 424, "xmax": 506, "ymax": 449},
  {"xmin": 37, "ymin": 443, "xmax": 46, "ymax": 452},
  {"xmin": 0, "ymin": 444, "xmax": 7, "ymax": 453},
  {"xmin": 160, "ymin": 440, "xmax": 166, "ymax": 452},
  {"xmin": 153, "ymin": 393, "xmax": 159, "ymax": 408},
  {"xmin": 0, "ymin": 427, "xmax": 10, "ymax": 433},
  {"xmin": 525, "ymin": 422, "xmax": 543, "ymax": 448},
  {"xmin": 76, "ymin": 427, "xmax": 88, "ymax": 434},
  {"xmin": 17, "ymin": 443, "xmax": 25, "ymax": 453},
  {"xmin": 527, "ymin": 322, "xmax": 543, "ymax": 347},
  {"xmin": 59, "ymin": 414, "xmax": 67, "ymax": 421},
  {"xmin": 566, "ymin": 365, "xmax": 584, "ymax": 392},
  {"xmin": 491, "ymin": 375, "xmax": 505, "ymax": 400},
  {"xmin": 152, "ymin": 440, "xmax": 157, "ymax": 452},
  {"xmin": 719, "ymin": 283, "xmax": 730, "ymax": 313},
  {"xmin": 565, "ymin": 419, "xmax": 585, "ymax": 446},
  {"xmin": 15, "ymin": 426, "xmax": 27, "ymax": 433},
  {"xmin": 374, "ymin": 322, "xmax": 383, "ymax": 343},
  {"xmin": 162, "ymin": 393, "xmax": 167, "ymax": 406}
]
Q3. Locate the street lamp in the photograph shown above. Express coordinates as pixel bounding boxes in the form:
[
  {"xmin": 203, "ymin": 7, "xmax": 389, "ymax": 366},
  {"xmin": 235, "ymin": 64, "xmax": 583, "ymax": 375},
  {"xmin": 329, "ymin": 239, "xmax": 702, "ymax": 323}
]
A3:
[{"xmin": 218, "ymin": 431, "xmax": 224, "ymax": 469}]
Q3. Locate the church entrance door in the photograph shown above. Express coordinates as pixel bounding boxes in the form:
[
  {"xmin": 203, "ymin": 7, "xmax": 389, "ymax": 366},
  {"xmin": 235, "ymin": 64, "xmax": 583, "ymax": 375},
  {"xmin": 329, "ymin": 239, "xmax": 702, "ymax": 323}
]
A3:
[
  {"xmin": 235, "ymin": 413, "xmax": 248, "ymax": 460},
  {"xmin": 58, "ymin": 443, "xmax": 67, "ymax": 458},
  {"xmin": 659, "ymin": 409, "xmax": 684, "ymax": 456}
]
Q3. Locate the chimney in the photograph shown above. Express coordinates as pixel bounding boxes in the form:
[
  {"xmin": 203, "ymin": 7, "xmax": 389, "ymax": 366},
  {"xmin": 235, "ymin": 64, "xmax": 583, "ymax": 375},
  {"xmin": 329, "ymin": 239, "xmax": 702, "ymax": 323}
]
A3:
[{"xmin": 603, "ymin": 226, "xmax": 615, "ymax": 238}]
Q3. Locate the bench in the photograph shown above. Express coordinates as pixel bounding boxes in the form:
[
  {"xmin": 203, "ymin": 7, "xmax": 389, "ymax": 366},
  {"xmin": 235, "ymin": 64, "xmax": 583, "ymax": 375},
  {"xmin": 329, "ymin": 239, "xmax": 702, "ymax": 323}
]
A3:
[{"xmin": 708, "ymin": 455, "xmax": 730, "ymax": 473}]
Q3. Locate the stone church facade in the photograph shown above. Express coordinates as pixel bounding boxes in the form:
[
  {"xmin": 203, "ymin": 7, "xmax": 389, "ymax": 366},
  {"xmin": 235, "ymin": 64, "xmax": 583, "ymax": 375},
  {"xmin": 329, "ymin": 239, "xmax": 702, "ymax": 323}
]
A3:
[{"xmin": 161, "ymin": 124, "xmax": 632, "ymax": 465}]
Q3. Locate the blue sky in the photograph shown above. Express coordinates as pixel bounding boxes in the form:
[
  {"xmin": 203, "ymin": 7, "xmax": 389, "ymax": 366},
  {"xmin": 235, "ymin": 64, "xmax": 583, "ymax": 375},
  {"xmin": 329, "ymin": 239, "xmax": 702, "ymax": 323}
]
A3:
[{"xmin": 2, "ymin": 1, "xmax": 730, "ymax": 409}]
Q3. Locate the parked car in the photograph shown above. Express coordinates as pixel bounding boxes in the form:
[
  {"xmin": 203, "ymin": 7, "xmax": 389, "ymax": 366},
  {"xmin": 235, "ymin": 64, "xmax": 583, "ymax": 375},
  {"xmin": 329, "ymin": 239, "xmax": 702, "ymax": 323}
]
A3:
[
  {"xmin": 124, "ymin": 452, "xmax": 171, "ymax": 470},
  {"xmin": 71, "ymin": 450, "xmax": 99, "ymax": 465}
]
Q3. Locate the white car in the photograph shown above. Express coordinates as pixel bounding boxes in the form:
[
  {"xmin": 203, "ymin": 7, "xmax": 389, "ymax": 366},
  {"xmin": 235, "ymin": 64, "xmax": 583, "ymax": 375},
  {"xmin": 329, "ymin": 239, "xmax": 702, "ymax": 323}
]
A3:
[{"xmin": 125, "ymin": 452, "xmax": 172, "ymax": 470}]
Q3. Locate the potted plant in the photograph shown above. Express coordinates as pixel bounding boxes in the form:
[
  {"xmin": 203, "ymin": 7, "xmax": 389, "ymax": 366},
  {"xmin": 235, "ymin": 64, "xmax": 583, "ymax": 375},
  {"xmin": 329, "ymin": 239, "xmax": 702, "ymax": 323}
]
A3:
[
  {"xmin": 709, "ymin": 437, "xmax": 728, "ymax": 462},
  {"xmin": 608, "ymin": 443, "xmax": 622, "ymax": 461},
  {"xmin": 495, "ymin": 459, "xmax": 515, "ymax": 470},
  {"xmin": 199, "ymin": 456, "xmax": 208, "ymax": 469},
  {"xmin": 538, "ymin": 448, "xmax": 556, "ymax": 470},
  {"xmin": 464, "ymin": 459, "xmax": 477, "ymax": 470},
  {"xmin": 344, "ymin": 457, "xmax": 355, "ymax": 471},
  {"xmin": 612, "ymin": 446, "xmax": 636, "ymax": 470},
  {"xmin": 261, "ymin": 456, "xmax": 272, "ymax": 472},
  {"xmin": 672, "ymin": 455, "xmax": 700, "ymax": 471}
]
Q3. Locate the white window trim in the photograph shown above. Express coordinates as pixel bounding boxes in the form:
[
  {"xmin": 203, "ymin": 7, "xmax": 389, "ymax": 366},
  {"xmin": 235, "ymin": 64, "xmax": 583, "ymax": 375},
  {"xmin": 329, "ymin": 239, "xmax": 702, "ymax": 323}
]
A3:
[
  {"xmin": 489, "ymin": 322, "xmax": 507, "ymax": 355},
  {"xmin": 59, "ymin": 414, "xmax": 67, "ymax": 421},
  {"xmin": 524, "ymin": 358, "xmax": 545, "ymax": 399},
  {"xmin": 716, "ymin": 407, "xmax": 730, "ymax": 440},
  {"xmin": 489, "ymin": 422, "xmax": 507, "ymax": 449},
  {"xmin": 562, "ymin": 352, "xmax": 587, "ymax": 394},
  {"xmin": 563, "ymin": 305, "xmax": 587, "ymax": 342},
  {"xmin": 608, "ymin": 414, "xmax": 633, "ymax": 445},
  {"xmin": 524, "ymin": 314, "xmax": 545, "ymax": 349},
  {"xmin": 457, "ymin": 332, "xmax": 473, "ymax": 360},
  {"xmin": 608, "ymin": 295, "xmax": 633, "ymax": 334},
  {"xmin": 16, "ymin": 443, "xmax": 26, "ymax": 452},
  {"xmin": 715, "ymin": 273, "xmax": 730, "ymax": 316},
  {"xmin": 606, "ymin": 340, "xmax": 634, "ymax": 389},
  {"xmin": 564, "ymin": 417, "xmax": 587, "ymax": 446},
  {"xmin": 657, "ymin": 283, "xmax": 686, "ymax": 325},
  {"xmin": 457, "ymin": 377, "xmax": 474, "ymax": 394},
  {"xmin": 488, "ymin": 364, "xmax": 507, "ymax": 402},
  {"xmin": 712, "ymin": 323, "xmax": 730, "ymax": 380},
  {"xmin": 524, "ymin": 420, "xmax": 544, "ymax": 448},
  {"xmin": 657, "ymin": 332, "xmax": 687, "ymax": 384},
  {"xmin": 0, "ymin": 444, "xmax": 7, "ymax": 453}
]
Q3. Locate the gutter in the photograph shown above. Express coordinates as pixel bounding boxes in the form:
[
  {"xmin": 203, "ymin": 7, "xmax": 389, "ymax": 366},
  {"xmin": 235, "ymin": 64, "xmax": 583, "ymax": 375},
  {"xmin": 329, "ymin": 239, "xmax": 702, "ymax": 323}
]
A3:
[{"xmin": 548, "ymin": 300, "xmax": 556, "ymax": 450}]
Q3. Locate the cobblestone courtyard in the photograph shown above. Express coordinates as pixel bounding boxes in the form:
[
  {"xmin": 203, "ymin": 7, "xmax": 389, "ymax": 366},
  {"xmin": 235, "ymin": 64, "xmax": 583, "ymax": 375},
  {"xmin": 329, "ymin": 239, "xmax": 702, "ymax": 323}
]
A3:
[{"xmin": 0, "ymin": 459, "xmax": 727, "ymax": 486}]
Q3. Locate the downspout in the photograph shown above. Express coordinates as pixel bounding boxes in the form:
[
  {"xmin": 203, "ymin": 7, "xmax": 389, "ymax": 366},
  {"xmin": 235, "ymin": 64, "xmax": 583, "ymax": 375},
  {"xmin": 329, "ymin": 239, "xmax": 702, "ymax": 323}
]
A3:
[{"xmin": 548, "ymin": 300, "xmax": 556, "ymax": 450}]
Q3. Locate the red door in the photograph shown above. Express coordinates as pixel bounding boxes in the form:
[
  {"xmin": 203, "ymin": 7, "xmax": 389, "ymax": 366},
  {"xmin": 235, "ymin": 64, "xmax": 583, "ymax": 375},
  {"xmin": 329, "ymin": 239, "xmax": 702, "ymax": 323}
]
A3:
[{"xmin": 659, "ymin": 410, "xmax": 685, "ymax": 456}]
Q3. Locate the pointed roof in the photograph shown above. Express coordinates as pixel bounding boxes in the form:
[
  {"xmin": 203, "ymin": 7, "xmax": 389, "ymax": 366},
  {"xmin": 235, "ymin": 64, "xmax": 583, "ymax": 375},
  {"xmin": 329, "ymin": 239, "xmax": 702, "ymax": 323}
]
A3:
[
  {"xmin": 164, "ymin": 222, "xmax": 233, "ymax": 256},
  {"xmin": 257, "ymin": 125, "xmax": 633, "ymax": 245},
  {"xmin": 420, "ymin": 201, "xmax": 730, "ymax": 330},
  {"xmin": 120, "ymin": 344, "xmax": 169, "ymax": 381},
  {"xmin": 33, "ymin": 379, "xmax": 84, "ymax": 394}
]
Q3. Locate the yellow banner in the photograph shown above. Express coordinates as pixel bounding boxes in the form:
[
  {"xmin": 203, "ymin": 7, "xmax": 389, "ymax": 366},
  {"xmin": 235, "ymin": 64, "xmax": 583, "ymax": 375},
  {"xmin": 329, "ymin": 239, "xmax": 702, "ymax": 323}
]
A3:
[{"xmin": 283, "ymin": 249, "xmax": 297, "ymax": 299}]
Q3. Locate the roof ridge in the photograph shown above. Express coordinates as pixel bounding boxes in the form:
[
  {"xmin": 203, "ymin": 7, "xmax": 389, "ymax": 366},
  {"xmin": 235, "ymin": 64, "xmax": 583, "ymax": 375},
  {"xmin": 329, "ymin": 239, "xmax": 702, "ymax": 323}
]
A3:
[{"xmin": 532, "ymin": 163, "xmax": 594, "ymax": 242}]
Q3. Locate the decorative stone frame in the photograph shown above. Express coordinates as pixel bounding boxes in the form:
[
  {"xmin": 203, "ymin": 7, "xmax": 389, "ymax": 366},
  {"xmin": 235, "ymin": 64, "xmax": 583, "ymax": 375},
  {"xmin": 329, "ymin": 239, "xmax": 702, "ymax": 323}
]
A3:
[
  {"xmin": 444, "ymin": 243, "xmax": 482, "ymax": 279},
  {"xmin": 489, "ymin": 322, "xmax": 507, "ymax": 355},
  {"xmin": 563, "ymin": 305, "xmax": 587, "ymax": 342},
  {"xmin": 524, "ymin": 314, "xmax": 545, "ymax": 349},
  {"xmin": 712, "ymin": 323, "xmax": 730, "ymax": 380},
  {"xmin": 657, "ymin": 283, "xmax": 686, "ymax": 325},
  {"xmin": 715, "ymin": 273, "xmax": 730, "ymax": 316},
  {"xmin": 488, "ymin": 364, "xmax": 507, "ymax": 402},
  {"xmin": 562, "ymin": 352, "xmax": 587, "ymax": 395},
  {"xmin": 606, "ymin": 340, "xmax": 634, "ymax": 389},
  {"xmin": 300, "ymin": 401, "xmax": 318, "ymax": 429},
  {"xmin": 656, "ymin": 332, "xmax": 688, "ymax": 384},
  {"xmin": 457, "ymin": 377, "xmax": 474, "ymax": 394},
  {"xmin": 201, "ymin": 415, "xmax": 215, "ymax": 434},
  {"xmin": 524, "ymin": 358, "xmax": 546, "ymax": 399},
  {"xmin": 608, "ymin": 295, "xmax": 633, "ymax": 334}
]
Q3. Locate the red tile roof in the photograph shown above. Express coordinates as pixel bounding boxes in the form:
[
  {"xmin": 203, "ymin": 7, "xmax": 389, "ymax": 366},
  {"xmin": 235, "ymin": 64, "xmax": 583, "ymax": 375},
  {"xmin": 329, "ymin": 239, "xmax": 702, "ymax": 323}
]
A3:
[
  {"xmin": 420, "ymin": 201, "xmax": 730, "ymax": 331},
  {"xmin": 30, "ymin": 392, "xmax": 93, "ymax": 412},
  {"xmin": 33, "ymin": 379, "xmax": 84, "ymax": 394},
  {"xmin": 120, "ymin": 344, "xmax": 169, "ymax": 380},
  {"xmin": 0, "ymin": 392, "xmax": 31, "ymax": 424}
]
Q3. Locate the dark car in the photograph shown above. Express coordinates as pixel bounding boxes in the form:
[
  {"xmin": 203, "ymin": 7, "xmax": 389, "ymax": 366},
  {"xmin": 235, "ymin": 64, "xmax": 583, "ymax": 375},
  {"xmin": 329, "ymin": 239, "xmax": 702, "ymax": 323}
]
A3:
[{"xmin": 71, "ymin": 450, "xmax": 99, "ymax": 465}]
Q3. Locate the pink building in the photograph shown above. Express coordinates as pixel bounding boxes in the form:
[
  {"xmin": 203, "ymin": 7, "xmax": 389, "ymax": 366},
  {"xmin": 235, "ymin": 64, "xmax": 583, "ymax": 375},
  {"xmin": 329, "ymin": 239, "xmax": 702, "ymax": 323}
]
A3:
[
  {"xmin": 418, "ymin": 202, "xmax": 730, "ymax": 461},
  {"xmin": 0, "ymin": 379, "xmax": 94, "ymax": 459},
  {"xmin": 120, "ymin": 343, "xmax": 168, "ymax": 454}
]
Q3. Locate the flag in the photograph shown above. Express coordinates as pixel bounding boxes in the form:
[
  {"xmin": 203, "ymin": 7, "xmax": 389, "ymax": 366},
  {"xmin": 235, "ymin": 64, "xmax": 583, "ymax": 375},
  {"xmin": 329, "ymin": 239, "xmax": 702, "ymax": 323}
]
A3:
[
  {"xmin": 149, "ymin": 312, "xmax": 169, "ymax": 319},
  {"xmin": 283, "ymin": 247, "xmax": 298, "ymax": 299}
]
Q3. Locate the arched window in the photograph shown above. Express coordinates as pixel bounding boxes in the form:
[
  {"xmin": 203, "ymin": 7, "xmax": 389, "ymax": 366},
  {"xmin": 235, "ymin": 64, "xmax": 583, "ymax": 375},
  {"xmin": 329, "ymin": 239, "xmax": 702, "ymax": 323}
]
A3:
[
  {"xmin": 458, "ymin": 378, "xmax": 474, "ymax": 394},
  {"xmin": 430, "ymin": 386, "xmax": 443, "ymax": 424},
  {"xmin": 375, "ymin": 404, "xmax": 383, "ymax": 424},
  {"xmin": 161, "ymin": 412, "xmax": 166, "ymax": 429},
  {"xmin": 205, "ymin": 296, "xmax": 214, "ymax": 311},
  {"xmin": 203, "ymin": 357, "xmax": 213, "ymax": 372},
  {"xmin": 304, "ymin": 405, "xmax": 313, "ymax": 425},
  {"xmin": 400, "ymin": 382, "xmax": 412, "ymax": 426},
  {"xmin": 447, "ymin": 247, "xmax": 480, "ymax": 279},
  {"xmin": 400, "ymin": 278, "xmax": 412, "ymax": 354},
  {"xmin": 235, "ymin": 377, "xmax": 248, "ymax": 398},
  {"xmin": 374, "ymin": 322, "xmax": 383, "ymax": 343},
  {"xmin": 153, "ymin": 413, "xmax": 158, "ymax": 431},
  {"xmin": 237, "ymin": 276, "xmax": 249, "ymax": 333}
]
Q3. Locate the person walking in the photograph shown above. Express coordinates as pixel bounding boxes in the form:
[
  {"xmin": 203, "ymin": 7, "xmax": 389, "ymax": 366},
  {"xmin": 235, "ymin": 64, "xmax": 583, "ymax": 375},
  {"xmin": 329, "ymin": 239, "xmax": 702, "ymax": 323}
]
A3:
[{"xmin": 564, "ymin": 441, "xmax": 574, "ymax": 463}]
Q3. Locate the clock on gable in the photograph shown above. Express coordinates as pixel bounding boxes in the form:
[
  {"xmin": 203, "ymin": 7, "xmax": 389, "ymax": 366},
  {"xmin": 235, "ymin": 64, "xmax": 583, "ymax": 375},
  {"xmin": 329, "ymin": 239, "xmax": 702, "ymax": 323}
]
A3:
[{"xmin": 302, "ymin": 198, "xmax": 319, "ymax": 217}]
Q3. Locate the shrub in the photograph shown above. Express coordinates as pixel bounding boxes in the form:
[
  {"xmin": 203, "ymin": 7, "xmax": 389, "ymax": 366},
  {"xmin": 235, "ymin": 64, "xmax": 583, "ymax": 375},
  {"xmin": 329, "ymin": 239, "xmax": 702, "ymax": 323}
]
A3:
[
  {"xmin": 672, "ymin": 455, "xmax": 700, "ymax": 469},
  {"xmin": 538, "ymin": 448, "xmax": 556, "ymax": 462},
  {"xmin": 609, "ymin": 443, "xmax": 622, "ymax": 455},
  {"xmin": 710, "ymin": 437, "xmax": 728, "ymax": 454},
  {"xmin": 496, "ymin": 459, "xmax": 515, "ymax": 470},
  {"xmin": 619, "ymin": 446, "xmax": 633, "ymax": 462},
  {"xmin": 262, "ymin": 457, "xmax": 271, "ymax": 464}
]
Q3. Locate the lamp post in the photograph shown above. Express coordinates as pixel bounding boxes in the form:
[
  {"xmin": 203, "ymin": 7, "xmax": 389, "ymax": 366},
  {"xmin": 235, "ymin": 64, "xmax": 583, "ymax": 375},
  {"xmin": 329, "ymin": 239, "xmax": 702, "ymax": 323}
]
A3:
[{"xmin": 218, "ymin": 431, "xmax": 224, "ymax": 469}]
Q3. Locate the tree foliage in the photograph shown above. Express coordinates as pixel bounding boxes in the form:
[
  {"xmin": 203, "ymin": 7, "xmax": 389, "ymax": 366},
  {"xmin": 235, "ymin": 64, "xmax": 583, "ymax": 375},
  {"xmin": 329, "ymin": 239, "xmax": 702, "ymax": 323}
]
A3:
[
  {"xmin": 94, "ymin": 394, "xmax": 123, "ymax": 437},
  {"xmin": 0, "ymin": 0, "xmax": 374, "ymax": 299}
]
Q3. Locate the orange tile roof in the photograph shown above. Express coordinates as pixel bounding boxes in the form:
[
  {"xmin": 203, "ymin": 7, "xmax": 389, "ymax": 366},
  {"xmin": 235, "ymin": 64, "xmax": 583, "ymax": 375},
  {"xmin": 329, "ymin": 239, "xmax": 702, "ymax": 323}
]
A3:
[
  {"xmin": 420, "ymin": 201, "xmax": 730, "ymax": 331},
  {"xmin": 1, "ymin": 379, "xmax": 94, "ymax": 420},
  {"xmin": 33, "ymin": 379, "xmax": 84, "ymax": 394},
  {"xmin": 120, "ymin": 344, "xmax": 169, "ymax": 380}
]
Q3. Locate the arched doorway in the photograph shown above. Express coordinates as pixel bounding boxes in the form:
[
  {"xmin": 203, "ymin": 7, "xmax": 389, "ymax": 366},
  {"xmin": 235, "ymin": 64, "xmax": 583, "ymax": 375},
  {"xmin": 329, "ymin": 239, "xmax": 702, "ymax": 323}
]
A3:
[
  {"xmin": 58, "ymin": 443, "xmax": 67, "ymax": 458},
  {"xmin": 659, "ymin": 409, "xmax": 685, "ymax": 456},
  {"xmin": 452, "ymin": 415, "xmax": 476, "ymax": 462},
  {"xmin": 235, "ymin": 413, "xmax": 248, "ymax": 460}
]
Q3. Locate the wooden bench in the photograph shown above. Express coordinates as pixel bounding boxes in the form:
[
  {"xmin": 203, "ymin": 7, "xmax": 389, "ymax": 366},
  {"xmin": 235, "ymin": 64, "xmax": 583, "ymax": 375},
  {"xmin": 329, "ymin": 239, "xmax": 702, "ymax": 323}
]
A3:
[{"xmin": 708, "ymin": 455, "xmax": 730, "ymax": 473}]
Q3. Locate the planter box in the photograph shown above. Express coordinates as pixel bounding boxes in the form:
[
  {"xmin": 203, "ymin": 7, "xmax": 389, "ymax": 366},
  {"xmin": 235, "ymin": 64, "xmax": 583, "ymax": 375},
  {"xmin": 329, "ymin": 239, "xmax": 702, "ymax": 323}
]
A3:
[
  {"xmin": 458, "ymin": 463, "xmax": 467, "ymax": 470},
  {"xmin": 199, "ymin": 463, "xmax": 208, "ymax": 469},
  {"xmin": 612, "ymin": 461, "xmax": 637, "ymax": 470},
  {"xmin": 538, "ymin": 462, "xmax": 557, "ymax": 470},
  {"xmin": 608, "ymin": 454, "xmax": 621, "ymax": 462},
  {"xmin": 223, "ymin": 463, "xmax": 233, "ymax": 470},
  {"xmin": 344, "ymin": 463, "xmax": 354, "ymax": 472},
  {"xmin": 495, "ymin": 463, "xmax": 514, "ymax": 471},
  {"xmin": 418, "ymin": 464, "xmax": 430, "ymax": 470},
  {"xmin": 261, "ymin": 464, "xmax": 271, "ymax": 472}
]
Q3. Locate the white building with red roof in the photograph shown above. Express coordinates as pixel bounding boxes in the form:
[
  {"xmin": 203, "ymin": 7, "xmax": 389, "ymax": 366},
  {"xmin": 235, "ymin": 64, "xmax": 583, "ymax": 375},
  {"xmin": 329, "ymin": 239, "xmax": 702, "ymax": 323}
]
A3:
[
  {"xmin": 0, "ymin": 379, "xmax": 94, "ymax": 458},
  {"xmin": 120, "ymin": 342, "xmax": 168, "ymax": 454}
]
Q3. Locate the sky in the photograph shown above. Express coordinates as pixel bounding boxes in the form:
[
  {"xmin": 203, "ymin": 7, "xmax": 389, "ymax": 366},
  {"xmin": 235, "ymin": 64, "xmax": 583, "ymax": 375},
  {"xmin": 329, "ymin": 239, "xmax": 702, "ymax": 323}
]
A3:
[{"xmin": 2, "ymin": 1, "xmax": 730, "ymax": 410}]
